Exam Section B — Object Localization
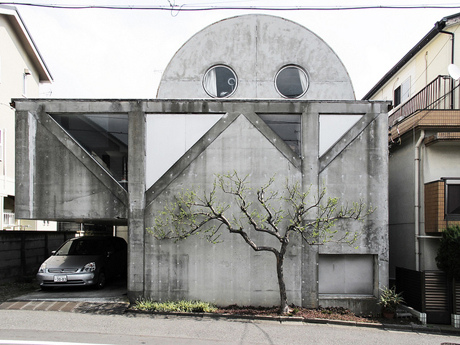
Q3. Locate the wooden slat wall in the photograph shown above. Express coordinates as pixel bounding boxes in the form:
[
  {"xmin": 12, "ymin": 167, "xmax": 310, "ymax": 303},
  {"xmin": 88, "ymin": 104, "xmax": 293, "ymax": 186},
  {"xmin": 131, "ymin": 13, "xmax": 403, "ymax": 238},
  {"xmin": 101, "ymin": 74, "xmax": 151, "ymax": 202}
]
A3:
[
  {"xmin": 425, "ymin": 271, "xmax": 449, "ymax": 311},
  {"xmin": 454, "ymin": 279, "xmax": 460, "ymax": 314},
  {"xmin": 424, "ymin": 271, "xmax": 451, "ymax": 324}
]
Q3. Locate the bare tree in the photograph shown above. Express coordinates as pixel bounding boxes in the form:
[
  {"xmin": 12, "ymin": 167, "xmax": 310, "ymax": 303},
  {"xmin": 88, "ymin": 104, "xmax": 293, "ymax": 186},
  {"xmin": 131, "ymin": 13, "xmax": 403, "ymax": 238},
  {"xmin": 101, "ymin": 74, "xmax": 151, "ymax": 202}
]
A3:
[{"xmin": 150, "ymin": 172, "xmax": 373, "ymax": 314}]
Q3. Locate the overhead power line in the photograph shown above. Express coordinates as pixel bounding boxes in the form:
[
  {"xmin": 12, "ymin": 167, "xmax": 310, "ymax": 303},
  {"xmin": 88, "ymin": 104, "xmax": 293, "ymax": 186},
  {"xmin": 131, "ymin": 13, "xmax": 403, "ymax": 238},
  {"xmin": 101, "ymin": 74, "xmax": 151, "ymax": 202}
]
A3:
[{"xmin": 2, "ymin": 2, "xmax": 460, "ymax": 11}]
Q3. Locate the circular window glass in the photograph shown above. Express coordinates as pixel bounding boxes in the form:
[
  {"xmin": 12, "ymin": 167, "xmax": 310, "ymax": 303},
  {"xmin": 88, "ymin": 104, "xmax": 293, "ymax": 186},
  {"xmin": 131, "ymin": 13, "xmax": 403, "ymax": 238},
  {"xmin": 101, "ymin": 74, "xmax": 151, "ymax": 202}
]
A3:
[
  {"xmin": 275, "ymin": 65, "xmax": 309, "ymax": 98},
  {"xmin": 203, "ymin": 65, "xmax": 237, "ymax": 98}
]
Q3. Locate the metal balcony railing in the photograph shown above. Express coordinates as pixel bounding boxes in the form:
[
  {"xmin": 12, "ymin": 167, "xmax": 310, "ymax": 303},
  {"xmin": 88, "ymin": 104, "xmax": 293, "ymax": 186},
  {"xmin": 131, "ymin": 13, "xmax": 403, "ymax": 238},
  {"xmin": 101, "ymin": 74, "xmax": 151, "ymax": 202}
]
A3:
[
  {"xmin": 389, "ymin": 75, "xmax": 460, "ymax": 127},
  {"xmin": 3, "ymin": 212, "xmax": 15, "ymax": 226}
]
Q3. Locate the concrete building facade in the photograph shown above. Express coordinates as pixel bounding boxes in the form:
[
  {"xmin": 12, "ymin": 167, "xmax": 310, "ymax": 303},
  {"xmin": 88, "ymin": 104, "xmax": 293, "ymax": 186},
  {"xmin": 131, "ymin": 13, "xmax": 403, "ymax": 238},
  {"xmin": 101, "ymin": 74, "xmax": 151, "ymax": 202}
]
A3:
[{"xmin": 14, "ymin": 15, "xmax": 389, "ymax": 313}]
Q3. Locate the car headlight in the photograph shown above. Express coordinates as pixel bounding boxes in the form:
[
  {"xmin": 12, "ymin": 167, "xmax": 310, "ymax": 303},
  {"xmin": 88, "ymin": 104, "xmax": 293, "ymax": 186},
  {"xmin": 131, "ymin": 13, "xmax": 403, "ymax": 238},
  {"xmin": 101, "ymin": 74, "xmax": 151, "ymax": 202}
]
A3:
[
  {"xmin": 38, "ymin": 263, "xmax": 47, "ymax": 273},
  {"xmin": 82, "ymin": 262, "xmax": 96, "ymax": 272}
]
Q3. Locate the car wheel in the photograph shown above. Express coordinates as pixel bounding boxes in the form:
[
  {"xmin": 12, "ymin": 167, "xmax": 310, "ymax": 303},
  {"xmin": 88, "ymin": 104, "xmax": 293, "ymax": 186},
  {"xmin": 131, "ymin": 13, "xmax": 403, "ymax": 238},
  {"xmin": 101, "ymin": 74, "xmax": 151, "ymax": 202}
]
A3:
[{"xmin": 96, "ymin": 271, "xmax": 106, "ymax": 290}]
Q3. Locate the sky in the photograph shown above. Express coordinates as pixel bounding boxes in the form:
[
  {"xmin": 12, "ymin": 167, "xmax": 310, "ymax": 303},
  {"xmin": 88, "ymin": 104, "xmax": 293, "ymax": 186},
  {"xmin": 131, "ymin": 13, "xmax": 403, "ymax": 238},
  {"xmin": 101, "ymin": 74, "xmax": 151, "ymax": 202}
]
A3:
[{"xmin": 13, "ymin": 0, "xmax": 460, "ymax": 100}]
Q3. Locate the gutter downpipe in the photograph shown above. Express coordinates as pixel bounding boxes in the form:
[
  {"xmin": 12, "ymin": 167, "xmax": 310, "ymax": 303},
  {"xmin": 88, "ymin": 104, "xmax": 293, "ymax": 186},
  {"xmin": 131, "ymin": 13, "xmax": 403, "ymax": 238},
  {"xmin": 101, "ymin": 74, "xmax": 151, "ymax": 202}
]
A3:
[{"xmin": 415, "ymin": 129, "xmax": 425, "ymax": 271}]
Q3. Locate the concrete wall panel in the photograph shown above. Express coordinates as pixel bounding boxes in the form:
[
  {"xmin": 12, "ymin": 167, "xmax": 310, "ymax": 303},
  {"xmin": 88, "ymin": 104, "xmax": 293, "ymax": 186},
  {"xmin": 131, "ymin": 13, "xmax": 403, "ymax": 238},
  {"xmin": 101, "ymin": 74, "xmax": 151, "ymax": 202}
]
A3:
[
  {"xmin": 317, "ymin": 105, "xmax": 389, "ymax": 300},
  {"xmin": 144, "ymin": 114, "xmax": 302, "ymax": 306},
  {"xmin": 15, "ymin": 108, "xmax": 128, "ymax": 222}
]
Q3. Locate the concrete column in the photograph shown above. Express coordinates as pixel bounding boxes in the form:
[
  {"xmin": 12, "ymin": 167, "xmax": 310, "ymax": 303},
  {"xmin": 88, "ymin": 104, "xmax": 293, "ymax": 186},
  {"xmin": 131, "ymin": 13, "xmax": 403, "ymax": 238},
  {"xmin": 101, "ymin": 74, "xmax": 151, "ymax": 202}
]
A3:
[
  {"xmin": 301, "ymin": 104, "xmax": 319, "ymax": 186},
  {"xmin": 301, "ymin": 104, "xmax": 320, "ymax": 308},
  {"xmin": 15, "ymin": 110, "xmax": 34, "ymax": 220},
  {"xmin": 127, "ymin": 102, "xmax": 146, "ymax": 302},
  {"xmin": 374, "ymin": 105, "xmax": 390, "ymax": 292}
]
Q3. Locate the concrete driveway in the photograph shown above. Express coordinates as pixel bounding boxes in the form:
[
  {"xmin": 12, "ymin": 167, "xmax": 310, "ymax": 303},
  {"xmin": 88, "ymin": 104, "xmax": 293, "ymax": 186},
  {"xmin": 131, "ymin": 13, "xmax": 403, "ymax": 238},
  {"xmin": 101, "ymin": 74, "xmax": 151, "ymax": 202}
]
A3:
[{"xmin": 11, "ymin": 277, "xmax": 128, "ymax": 304}]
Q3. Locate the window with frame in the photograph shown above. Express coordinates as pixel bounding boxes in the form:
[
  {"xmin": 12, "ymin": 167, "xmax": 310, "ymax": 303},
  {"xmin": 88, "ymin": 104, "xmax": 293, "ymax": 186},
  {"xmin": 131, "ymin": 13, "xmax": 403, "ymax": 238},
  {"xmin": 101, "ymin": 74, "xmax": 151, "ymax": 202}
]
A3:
[
  {"xmin": 275, "ymin": 65, "xmax": 309, "ymax": 98},
  {"xmin": 203, "ymin": 65, "xmax": 237, "ymax": 98},
  {"xmin": 50, "ymin": 114, "xmax": 128, "ymax": 187},
  {"xmin": 394, "ymin": 77, "xmax": 410, "ymax": 107},
  {"xmin": 445, "ymin": 179, "xmax": 460, "ymax": 220},
  {"xmin": 394, "ymin": 86, "xmax": 401, "ymax": 107},
  {"xmin": 258, "ymin": 114, "xmax": 301, "ymax": 156}
]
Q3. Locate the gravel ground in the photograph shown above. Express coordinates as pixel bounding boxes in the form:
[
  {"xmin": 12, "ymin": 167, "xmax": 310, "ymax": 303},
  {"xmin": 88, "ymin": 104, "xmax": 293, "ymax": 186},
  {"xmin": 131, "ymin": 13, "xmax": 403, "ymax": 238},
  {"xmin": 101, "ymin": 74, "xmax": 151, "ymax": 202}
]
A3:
[
  {"xmin": 0, "ymin": 280, "xmax": 38, "ymax": 303},
  {"xmin": 213, "ymin": 305, "xmax": 419, "ymax": 324}
]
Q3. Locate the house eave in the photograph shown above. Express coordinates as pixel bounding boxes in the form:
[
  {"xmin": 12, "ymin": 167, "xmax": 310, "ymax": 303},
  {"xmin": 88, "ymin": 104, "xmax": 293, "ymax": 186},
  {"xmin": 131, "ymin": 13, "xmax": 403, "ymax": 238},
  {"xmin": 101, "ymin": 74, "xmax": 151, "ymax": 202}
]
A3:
[
  {"xmin": 0, "ymin": 5, "xmax": 53, "ymax": 83},
  {"xmin": 361, "ymin": 14, "xmax": 460, "ymax": 100}
]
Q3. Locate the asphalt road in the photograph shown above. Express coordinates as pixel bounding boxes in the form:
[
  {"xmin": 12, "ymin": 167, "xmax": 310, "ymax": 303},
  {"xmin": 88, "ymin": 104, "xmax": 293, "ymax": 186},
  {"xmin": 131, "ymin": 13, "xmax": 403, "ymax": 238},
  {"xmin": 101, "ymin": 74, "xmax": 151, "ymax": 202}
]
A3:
[
  {"xmin": 1, "ymin": 309, "xmax": 460, "ymax": 345},
  {"xmin": 3, "ymin": 279, "xmax": 460, "ymax": 345}
]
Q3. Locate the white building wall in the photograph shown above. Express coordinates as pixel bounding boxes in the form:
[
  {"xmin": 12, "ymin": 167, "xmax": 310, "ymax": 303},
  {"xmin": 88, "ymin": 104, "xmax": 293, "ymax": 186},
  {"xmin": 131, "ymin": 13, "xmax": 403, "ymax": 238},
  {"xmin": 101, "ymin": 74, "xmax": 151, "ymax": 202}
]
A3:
[
  {"xmin": 388, "ymin": 139, "xmax": 416, "ymax": 278},
  {"xmin": 0, "ymin": 12, "xmax": 54, "ymax": 230},
  {"xmin": 424, "ymin": 141, "xmax": 460, "ymax": 183},
  {"xmin": 370, "ymin": 25, "xmax": 457, "ymax": 105},
  {"xmin": 368, "ymin": 21, "xmax": 460, "ymax": 280}
]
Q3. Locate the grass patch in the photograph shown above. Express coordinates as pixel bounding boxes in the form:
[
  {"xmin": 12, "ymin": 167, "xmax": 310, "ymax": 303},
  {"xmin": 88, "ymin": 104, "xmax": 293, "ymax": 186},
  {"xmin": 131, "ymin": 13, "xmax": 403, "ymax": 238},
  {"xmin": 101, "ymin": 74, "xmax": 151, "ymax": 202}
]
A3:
[
  {"xmin": 0, "ymin": 280, "xmax": 39, "ymax": 303},
  {"xmin": 134, "ymin": 299, "xmax": 217, "ymax": 313}
]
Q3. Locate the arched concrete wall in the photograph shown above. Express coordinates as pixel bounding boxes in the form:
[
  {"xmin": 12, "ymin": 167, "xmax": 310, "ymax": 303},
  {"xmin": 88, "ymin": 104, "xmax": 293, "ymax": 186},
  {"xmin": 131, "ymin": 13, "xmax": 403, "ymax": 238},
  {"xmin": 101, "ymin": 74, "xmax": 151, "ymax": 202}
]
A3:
[{"xmin": 157, "ymin": 14, "xmax": 355, "ymax": 100}]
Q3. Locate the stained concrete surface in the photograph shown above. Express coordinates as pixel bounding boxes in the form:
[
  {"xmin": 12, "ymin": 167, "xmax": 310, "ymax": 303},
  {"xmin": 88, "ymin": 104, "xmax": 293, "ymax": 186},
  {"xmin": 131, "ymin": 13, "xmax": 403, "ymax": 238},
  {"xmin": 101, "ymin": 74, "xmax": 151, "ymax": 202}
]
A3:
[
  {"xmin": 10, "ymin": 277, "xmax": 128, "ymax": 304},
  {"xmin": 14, "ymin": 99, "xmax": 389, "ymax": 314}
]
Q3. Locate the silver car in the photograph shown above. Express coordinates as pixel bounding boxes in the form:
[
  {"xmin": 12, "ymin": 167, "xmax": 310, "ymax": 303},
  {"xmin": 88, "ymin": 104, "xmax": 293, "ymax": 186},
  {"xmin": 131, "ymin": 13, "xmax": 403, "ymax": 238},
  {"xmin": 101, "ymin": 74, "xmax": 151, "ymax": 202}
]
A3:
[{"xmin": 37, "ymin": 236, "xmax": 127, "ymax": 290}]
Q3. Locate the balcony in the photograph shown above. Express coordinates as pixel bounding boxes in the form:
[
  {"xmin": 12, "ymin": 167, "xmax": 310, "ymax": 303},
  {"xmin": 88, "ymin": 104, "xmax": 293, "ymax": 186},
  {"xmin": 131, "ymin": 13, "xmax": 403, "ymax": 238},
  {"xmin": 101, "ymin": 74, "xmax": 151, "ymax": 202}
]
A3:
[
  {"xmin": 389, "ymin": 75, "xmax": 460, "ymax": 127},
  {"xmin": 3, "ymin": 212, "xmax": 15, "ymax": 227}
]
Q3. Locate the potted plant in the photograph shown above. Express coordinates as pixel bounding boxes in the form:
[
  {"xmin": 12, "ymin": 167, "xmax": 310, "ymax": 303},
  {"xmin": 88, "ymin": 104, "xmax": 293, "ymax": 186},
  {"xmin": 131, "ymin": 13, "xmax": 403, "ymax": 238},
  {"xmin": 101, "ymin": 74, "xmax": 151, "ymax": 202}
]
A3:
[{"xmin": 378, "ymin": 286, "xmax": 404, "ymax": 319}]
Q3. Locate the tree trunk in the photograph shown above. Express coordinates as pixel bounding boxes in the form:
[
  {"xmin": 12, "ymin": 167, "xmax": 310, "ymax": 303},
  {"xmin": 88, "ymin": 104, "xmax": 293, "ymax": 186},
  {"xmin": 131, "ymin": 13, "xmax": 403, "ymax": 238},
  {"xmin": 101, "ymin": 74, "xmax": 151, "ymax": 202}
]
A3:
[{"xmin": 276, "ymin": 253, "xmax": 290, "ymax": 314}]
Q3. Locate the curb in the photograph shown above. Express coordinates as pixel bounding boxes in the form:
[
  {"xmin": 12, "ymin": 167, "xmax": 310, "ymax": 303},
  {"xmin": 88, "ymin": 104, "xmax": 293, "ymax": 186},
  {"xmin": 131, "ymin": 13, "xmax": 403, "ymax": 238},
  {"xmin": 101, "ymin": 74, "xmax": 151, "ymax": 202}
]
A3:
[
  {"xmin": 125, "ymin": 308, "xmax": 460, "ymax": 335},
  {"xmin": 3, "ymin": 300, "xmax": 460, "ymax": 336}
]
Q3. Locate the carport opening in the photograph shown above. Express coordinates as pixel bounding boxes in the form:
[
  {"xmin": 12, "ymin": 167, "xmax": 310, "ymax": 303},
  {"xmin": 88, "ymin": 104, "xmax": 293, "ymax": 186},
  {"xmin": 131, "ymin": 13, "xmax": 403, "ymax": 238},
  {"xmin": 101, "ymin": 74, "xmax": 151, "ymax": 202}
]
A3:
[{"xmin": 36, "ymin": 222, "xmax": 129, "ymax": 294}]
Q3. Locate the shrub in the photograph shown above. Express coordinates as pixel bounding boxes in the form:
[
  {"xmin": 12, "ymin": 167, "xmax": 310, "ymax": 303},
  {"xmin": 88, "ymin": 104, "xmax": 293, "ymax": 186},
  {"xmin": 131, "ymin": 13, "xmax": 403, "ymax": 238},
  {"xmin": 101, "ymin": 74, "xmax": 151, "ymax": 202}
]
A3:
[
  {"xmin": 436, "ymin": 225, "xmax": 460, "ymax": 280},
  {"xmin": 134, "ymin": 299, "xmax": 217, "ymax": 313}
]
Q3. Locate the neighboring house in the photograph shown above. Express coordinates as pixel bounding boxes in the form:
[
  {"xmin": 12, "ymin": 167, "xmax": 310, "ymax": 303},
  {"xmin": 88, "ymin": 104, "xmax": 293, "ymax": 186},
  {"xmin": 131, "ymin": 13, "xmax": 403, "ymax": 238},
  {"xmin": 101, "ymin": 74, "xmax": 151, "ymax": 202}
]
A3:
[
  {"xmin": 13, "ymin": 15, "xmax": 389, "ymax": 314},
  {"xmin": 0, "ymin": 5, "xmax": 55, "ymax": 230},
  {"xmin": 363, "ymin": 11, "xmax": 460, "ymax": 277},
  {"xmin": 363, "ymin": 12, "xmax": 460, "ymax": 324}
]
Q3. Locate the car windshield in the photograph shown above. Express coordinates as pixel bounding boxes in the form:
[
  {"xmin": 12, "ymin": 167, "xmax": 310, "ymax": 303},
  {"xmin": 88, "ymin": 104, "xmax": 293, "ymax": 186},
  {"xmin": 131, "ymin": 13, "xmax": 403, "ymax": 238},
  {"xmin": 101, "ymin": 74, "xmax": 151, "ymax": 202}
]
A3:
[{"xmin": 55, "ymin": 239, "xmax": 106, "ymax": 256}]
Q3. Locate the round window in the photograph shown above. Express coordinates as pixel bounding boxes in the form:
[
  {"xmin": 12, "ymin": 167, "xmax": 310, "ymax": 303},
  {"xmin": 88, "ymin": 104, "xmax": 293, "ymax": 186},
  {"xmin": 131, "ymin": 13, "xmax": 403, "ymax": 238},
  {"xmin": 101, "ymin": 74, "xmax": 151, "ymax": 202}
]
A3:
[
  {"xmin": 203, "ymin": 65, "xmax": 237, "ymax": 98},
  {"xmin": 275, "ymin": 65, "xmax": 309, "ymax": 98}
]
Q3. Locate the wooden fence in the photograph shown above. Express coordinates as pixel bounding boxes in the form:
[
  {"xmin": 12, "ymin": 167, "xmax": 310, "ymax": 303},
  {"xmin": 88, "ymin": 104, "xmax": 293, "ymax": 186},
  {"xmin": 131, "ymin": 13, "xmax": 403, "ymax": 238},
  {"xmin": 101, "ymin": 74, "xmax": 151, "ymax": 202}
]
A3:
[{"xmin": 396, "ymin": 267, "xmax": 452, "ymax": 324}]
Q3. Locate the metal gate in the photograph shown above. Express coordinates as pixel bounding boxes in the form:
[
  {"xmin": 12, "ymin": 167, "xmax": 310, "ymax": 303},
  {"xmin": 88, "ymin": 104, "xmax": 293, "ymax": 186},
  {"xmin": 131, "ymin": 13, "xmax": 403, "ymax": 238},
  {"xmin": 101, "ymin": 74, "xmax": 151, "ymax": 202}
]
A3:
[
  {"xmin": 453, "ymin": 279, "xmax": 460, "ymax": 314},
  {"xmin": 396, "ymin": 267, "xmax": 451, "ymax": 324}
]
